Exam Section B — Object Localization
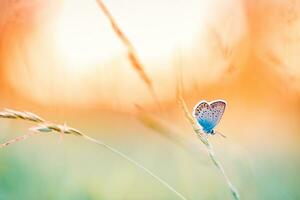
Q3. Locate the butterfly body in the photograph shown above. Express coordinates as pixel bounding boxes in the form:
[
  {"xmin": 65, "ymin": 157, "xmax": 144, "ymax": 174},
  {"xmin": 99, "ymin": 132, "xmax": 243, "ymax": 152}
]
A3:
[{"xmin": 193, "ymin": 100, "xmax": 226, "ymax": 135}]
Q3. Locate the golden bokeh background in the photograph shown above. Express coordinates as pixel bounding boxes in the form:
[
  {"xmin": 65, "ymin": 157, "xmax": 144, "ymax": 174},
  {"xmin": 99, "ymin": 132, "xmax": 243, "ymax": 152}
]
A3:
[{"xmin": 0, "ymin": 0, "xmax": 300, "ymax": 199}]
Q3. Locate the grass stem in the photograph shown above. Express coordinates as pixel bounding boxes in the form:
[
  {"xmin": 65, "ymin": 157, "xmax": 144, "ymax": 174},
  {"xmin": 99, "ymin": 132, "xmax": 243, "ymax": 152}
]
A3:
[
  {"xmin": 0, "ymin": 132, "xmax": 38, "ymax": 149},
  {"xmin": 81, "ymin": 133, "xmax": 187, "ymax": 200},
  {"xmin": 0, "ymin": 109, "xmax": 187, "ymax": 200},
  {"xmin": 94, "ymin": 0, "xmax": 162, "ymax": 111},
  {"xmin": 177, "ymin": 94, "xmax": 240, "ymax": 200},
  {"xmin": 175, "ymin": 63, "xmax": 240, "ymax": 200}
]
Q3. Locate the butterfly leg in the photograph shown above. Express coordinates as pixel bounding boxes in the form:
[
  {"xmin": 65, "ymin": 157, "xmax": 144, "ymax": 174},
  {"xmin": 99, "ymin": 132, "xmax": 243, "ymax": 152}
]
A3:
[{"xmin": 215, "ymin": 130, "xmax": 227, "ymax": 138}]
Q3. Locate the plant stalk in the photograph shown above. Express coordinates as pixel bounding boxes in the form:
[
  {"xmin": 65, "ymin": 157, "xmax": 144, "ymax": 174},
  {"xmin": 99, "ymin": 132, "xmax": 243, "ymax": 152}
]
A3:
[{"xmin": 81, "ymin": 133, "xmax": 187, "ymax": 200}]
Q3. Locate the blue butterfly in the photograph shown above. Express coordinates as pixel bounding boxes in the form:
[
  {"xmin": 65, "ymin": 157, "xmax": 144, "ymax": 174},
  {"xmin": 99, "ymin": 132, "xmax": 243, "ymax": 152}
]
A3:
[{"xmin": 193, "ymin": 100, "xmax": 226, "ymax": 137}]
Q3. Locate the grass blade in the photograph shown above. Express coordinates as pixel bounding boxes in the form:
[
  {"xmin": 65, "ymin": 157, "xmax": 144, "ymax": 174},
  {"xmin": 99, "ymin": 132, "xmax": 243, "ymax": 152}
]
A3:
[
  {"xmin": 0, "ymin": 109, "xmax": 187, "ymax": 200},
  {"xmin": 94, "ymin": 0, "xmax": 162, "ymax": 110},
  {"xmin": 175, "ymin": 62, "xmax": 240, "ymax": 200}
]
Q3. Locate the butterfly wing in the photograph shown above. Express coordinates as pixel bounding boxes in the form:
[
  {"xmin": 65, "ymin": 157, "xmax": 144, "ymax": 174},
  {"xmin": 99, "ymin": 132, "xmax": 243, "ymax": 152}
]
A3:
[
  {"xmin": 193, "ymin": 100, "xmax": 226, "ymax": 133},
  {"xmin": 193, "ymin": 101, "xmax": 215, "ymax": 133},
  {"xmin": 209, "ymin": 100, "xmax": 226, "ymax": 127}
]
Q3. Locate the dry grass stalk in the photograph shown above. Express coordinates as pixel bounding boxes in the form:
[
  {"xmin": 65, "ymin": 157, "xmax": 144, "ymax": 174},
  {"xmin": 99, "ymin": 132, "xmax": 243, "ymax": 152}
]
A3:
[
  {"xmin": 207, "ymin": 26, "xmax": 233, "ymax": 59},
  {"xmin": 95, "ymin": 0, "xmax": 152, "ymax": 89},
  {"xmin": 0, "ymin": 108, "xmax": 45, "ymax": 123},
  {"xmin": 0, "ymin": 108, "xmax": 186, "ymax": 200},
  {"xmin": 176, "ymin": 65, "xmax": 240, "ymax": 200},
  {"xmin": 95, "ymin": 0, "xmax": 162, "ymax": 110},
  {"xmin": 0, "ymin": 132, "xmax": 37, "ymax": 149}
]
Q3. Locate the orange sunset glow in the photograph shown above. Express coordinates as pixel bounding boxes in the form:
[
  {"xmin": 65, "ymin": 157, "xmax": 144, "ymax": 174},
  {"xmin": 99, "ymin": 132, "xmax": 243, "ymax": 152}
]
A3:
[
  {"xmin": 0, "ymin": 0, "xmax": 300, "ymax": 200},
  {"xmin": 0, "ymin": 0, "xmax": 249, "ymax": 109}
]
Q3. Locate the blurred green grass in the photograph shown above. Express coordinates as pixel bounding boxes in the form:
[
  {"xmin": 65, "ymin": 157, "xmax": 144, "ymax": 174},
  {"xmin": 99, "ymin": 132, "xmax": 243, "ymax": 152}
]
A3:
[{"xmin": 0, "ymin": 116, "xmax": 299, "ymax": 200}]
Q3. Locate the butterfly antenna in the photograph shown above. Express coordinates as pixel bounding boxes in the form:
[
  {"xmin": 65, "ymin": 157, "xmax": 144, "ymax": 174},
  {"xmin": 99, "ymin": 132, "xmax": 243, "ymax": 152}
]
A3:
[{"xmin": 215, "ymin": 131, "xmax": 227, "ymax": 138}]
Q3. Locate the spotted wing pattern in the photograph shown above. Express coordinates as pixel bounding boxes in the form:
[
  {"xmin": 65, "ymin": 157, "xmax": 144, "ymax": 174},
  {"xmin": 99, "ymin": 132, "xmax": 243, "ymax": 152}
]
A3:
[{"xmin": 193, "ymin": 100, "xmax": 226, "ymax": 134}]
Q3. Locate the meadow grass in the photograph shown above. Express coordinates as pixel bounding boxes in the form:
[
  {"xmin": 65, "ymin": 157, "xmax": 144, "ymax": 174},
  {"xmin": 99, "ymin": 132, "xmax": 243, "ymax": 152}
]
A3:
[
  {"xmin": 0, "ymin": 108, "xmax": 187, "ymax": 200},
  {"xmin": 0, "ymin": 1, "xmax": 241, "ymax": 199},
  {"xmin": 176, "ymin": 64, "xmax": 240, "ymax": 200}
]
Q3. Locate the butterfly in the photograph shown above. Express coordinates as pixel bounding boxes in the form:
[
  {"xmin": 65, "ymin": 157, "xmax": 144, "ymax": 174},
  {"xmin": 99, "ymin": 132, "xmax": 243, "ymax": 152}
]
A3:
[{"xmin": 193, "ymin": 100, "xmax": 226, "ymax": 137}]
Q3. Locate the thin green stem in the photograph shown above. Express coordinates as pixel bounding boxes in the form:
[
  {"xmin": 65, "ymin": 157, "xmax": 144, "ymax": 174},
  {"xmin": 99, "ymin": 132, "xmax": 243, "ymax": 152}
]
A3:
[
  {"xmin": 0, "ymin": 109, "xmax": 186, "ymax": 199},
  {"xmin": 0, "ymin": 132, "xmax": 38, "ymax": 149},
  {"xmin": 205, "ymin": 141, "xmax": 240, "ymax": 200},
  {"xmin": 81, "ymin": 133, "xmax": 187, "ymax": 200},
  {"xmin": 177, "ymin": 95, "xmax": 240, "ymax": 200},
  {"xmin": 175, "ymin": 62, "xmax": 240, "ymax": 199}
]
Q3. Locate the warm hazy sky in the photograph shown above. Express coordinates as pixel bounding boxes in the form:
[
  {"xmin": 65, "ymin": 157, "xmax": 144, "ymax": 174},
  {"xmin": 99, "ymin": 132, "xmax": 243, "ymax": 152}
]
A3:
[{"xmin": 0, "ymin": 0, "xmax": 300, "ymax": 111}]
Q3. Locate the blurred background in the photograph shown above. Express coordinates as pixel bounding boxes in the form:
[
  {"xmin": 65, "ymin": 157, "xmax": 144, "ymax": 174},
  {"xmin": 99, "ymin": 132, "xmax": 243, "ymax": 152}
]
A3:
[{"xmin": 0, "ymin": 0, "xmax": 300, "ymax": 199}]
